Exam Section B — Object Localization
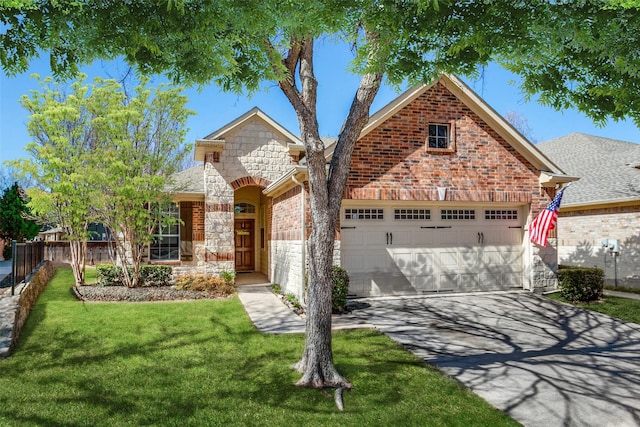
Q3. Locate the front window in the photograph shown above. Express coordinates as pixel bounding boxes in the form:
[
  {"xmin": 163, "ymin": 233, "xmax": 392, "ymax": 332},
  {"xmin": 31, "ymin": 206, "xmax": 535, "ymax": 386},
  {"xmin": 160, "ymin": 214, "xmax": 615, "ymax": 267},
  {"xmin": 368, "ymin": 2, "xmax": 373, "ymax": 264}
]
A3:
[
  {"xmin": 428, "ymin": 124, "xmax": 450, "ymax": 149},
  {"xmin": 151, "ymin": 203, "xmax": 180, "ymax": 260}
]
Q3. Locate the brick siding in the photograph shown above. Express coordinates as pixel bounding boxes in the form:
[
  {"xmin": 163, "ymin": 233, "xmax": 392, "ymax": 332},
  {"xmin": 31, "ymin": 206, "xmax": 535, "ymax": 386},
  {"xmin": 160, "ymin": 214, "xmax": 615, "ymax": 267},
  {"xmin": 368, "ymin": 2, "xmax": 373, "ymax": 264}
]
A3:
[{"xmin": 346, "ymin": 82, "xmax": 548, "ymax": 214}]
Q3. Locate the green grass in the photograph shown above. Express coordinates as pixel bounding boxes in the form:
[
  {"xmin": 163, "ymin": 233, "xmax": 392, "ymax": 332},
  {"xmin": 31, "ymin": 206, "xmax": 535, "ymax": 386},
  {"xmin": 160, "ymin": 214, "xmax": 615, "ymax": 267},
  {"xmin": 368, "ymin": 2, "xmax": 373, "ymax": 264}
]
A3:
[
  {"xmin": 0, "ymin": 268, "xmax": 518, "ymax": 427},
  {"xmin": 547, "ymin": 292, "xmax": 640, "ymax": 324}
]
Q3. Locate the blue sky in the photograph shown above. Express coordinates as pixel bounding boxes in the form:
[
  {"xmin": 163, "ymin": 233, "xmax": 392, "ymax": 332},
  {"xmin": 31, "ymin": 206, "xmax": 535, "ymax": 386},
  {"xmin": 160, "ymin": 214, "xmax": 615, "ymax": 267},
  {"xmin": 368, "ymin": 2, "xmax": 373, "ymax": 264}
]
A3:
[{"xmin": 1, "ymin": 39, "xmax": 639, "ymax": 164}]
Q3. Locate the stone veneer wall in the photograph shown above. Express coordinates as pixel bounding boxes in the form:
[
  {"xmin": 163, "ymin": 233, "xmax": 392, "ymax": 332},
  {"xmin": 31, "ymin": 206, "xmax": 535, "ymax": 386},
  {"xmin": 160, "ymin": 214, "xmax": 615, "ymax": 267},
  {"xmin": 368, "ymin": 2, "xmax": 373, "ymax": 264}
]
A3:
[
  {"xmin": 346, "ymin": 81, "xmax": 556, "ymax": 291},
  {"xmin": 202, "ymin": 117, "xmax": 298, "ymax": 275},
  {"xmin": 0, "ymin": 261, "xmax": 55, "ymax": 357},
  {"xmin": 558, "ymin": 205, "xmax": 640, "ymax": 287}
]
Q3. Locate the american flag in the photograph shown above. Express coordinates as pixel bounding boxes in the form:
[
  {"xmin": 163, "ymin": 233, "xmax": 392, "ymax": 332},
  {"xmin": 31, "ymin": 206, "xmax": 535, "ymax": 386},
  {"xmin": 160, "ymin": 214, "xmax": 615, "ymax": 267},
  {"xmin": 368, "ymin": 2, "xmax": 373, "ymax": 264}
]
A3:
[{"xmin": 529, "ymin": 187, "xmax": 566, "ymax": 247}]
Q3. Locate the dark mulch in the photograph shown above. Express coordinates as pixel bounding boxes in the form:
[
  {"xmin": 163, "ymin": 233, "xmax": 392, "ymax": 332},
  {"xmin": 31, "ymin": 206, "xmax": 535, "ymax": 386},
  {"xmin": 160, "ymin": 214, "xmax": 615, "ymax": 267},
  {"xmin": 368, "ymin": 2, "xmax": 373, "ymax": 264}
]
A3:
[{"xmin": 73, "ymin": 285, "xmax": 234, "ymax": 302}]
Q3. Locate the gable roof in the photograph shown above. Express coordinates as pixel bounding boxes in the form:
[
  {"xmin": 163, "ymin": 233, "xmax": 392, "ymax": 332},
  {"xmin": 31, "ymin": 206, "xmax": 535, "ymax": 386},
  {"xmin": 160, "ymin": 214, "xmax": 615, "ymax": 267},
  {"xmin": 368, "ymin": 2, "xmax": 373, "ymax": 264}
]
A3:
[
  {"xmin": 538, "ymin": 133, "xmax": 640, "ymax": 208},
  {"xmin": 203, "ymin": 106, "xmax": 302, "ymax": 144},
  {"xmin": 356, "ymin": 74, "xmax": 569, "ymax": 181},
  {"xmin": 167, "ymin": 165, "xmax": 205, "ymax": 200},
  {"xmin": 195, "ymin": 107, "xmax": 304, "ymax": 161}
]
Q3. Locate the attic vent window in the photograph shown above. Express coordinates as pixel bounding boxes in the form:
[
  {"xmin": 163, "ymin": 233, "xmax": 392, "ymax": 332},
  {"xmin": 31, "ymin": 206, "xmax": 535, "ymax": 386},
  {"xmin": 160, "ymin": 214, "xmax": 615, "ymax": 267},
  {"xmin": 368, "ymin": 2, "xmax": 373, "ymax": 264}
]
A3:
[
  {"xmin": 428, "ymin": 124, "xmax": 449, "ymax": 149},
  {"xmin": 426, "ymin": 121, "xmax": 456, "ymax": 153}
]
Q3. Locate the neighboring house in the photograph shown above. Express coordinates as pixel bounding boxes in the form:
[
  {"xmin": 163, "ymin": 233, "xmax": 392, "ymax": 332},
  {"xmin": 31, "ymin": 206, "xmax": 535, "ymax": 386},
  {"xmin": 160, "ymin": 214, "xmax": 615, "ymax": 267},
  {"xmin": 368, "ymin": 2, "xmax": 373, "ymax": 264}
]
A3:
[
  {"xmin": 165, "ymin": 74, "xmax": 574, "ymax": 299},
  {"xmin": 538, "ymin": 133, "xmax": 640, "ymax": 287}
]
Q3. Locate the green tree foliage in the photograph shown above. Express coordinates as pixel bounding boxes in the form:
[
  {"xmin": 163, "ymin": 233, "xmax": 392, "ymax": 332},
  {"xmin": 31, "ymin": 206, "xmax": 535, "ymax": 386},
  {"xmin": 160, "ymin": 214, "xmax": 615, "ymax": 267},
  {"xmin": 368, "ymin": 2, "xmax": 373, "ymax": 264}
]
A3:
[
  {"xmin": 3, "ymin": 0, "xmax": 640, "ymax": 407},
  {"xmin": 0, "ymin": 182, "xmax": 40, "ymax": 243},
  {"xmin": 11, "ymin": 75, "xmax": 192, "ymax": 286},
  {"xmin": 95, "ymin": 79, "xmax": 193, "ymax": 288}
]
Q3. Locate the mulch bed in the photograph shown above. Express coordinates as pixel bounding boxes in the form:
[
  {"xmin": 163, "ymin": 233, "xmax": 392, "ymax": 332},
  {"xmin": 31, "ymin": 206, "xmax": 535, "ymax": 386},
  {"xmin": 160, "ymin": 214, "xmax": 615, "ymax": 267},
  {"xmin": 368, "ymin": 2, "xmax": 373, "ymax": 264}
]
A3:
[{"xmin": 73, "ymin": 285, "xmax": 234, "ymax": 302}]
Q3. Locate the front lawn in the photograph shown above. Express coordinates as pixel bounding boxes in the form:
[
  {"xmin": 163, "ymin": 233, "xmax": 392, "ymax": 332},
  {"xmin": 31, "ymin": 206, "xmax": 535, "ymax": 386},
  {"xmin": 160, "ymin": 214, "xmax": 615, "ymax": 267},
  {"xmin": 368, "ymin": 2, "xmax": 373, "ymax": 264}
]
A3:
[
  {"xmin": 547, "ymin": 292, "xmax": 640, "ymax": 324},
  {"xmin": 0, "ymin": 268, "xmax": 517, "ymax": 426}
]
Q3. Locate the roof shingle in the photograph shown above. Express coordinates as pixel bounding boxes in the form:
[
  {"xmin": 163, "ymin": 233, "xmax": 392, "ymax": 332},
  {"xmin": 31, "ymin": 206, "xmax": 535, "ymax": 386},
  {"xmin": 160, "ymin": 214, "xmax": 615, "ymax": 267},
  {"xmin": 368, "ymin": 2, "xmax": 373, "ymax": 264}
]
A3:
[{"xmin": 537, "ymin": 133, "xmax": 640, "ymax": 206}]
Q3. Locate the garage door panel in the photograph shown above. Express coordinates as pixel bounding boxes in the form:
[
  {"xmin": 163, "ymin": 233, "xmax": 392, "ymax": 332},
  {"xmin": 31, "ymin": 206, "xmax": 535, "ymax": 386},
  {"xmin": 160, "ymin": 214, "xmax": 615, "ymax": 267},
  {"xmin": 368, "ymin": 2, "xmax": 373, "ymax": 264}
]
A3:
[
  {"xmin": 440, "ymin": 251, "xmax": 458, "ymax": 267},
  {"xmin": 502, "ymin": 249, "xmax": 522, "ymax": 264},
  {"xmin": 341, "ymin": 205, "xmax": 525, "ymax": 297},
  {"xmin": 392, "ymin": 230, "xmax": 413, "ymax": 246},
  {"xmin": 413, "ymin": 274, "xmax": 436, "ymax": 292},
  {"xmin": 348, "ymin": 276, "xmax": 367, "ymax": 296},
  {"xmin": 414, "ymin": 230, "xmax": 434, "ymax": 246},
  {"xmin": 413, "ymin": 252, "xmax": 434, "ymax": 274},
  {"xmin": 484, "ymin": 250, "xmax": 503, "ymax": 265},
  {"xmin": 459, "ymin": 248, "xmax": 481, "ymax": 266},
  {"xmin": 391, "ymin": 250, "xmax": 414, "ymax": 275},
  {"xmin": 439, "ymin": 272, "xmax": 457, "ymax": 291},
  {"xmin": 459, "ymin": 273, "xmax": 480, "ymax": 291},
  {"xmin": 504, "ymin": 272, "xmax": 523, "ymax": 288},
  {"xmin": 479, "ymin": 273, "xmax": 505, "ymax": 290}
]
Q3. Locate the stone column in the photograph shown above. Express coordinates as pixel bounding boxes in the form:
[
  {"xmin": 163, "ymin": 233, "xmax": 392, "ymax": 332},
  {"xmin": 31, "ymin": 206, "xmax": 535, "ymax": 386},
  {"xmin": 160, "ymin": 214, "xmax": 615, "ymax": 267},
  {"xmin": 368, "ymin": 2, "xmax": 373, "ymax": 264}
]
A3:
[
  {"xmin": 204, "ymin": 153, "xmax": 235, "ymax": 275},
  {"xmin": 531, "ymin": 238, "xmax": 559, "ymax": 292}
]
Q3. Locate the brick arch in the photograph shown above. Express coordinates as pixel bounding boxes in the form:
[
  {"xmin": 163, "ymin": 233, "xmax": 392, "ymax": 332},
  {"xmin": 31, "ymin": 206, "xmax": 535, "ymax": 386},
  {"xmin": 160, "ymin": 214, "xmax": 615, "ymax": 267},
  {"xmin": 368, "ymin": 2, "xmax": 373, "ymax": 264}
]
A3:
[{"xmin": 230, "ymin": 176, "xmax": 271, "ymax": 190}]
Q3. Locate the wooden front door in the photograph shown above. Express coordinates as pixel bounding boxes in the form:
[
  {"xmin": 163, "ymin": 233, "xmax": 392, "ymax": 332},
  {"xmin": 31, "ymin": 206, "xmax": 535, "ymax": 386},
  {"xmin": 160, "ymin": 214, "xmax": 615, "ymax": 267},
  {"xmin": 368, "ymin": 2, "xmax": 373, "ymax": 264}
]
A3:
[{"xmin": 235, "ymin": 219, "xmax": 254, "ymax": 271}]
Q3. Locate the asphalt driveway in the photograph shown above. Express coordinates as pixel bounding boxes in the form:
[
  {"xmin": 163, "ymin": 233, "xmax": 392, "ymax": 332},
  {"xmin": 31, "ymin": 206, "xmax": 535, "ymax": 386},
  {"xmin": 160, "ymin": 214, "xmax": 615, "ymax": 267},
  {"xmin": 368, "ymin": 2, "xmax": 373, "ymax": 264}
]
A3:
[{"xmin": 348, "ymin": 292, "xmax": 640, "ymax": 427}]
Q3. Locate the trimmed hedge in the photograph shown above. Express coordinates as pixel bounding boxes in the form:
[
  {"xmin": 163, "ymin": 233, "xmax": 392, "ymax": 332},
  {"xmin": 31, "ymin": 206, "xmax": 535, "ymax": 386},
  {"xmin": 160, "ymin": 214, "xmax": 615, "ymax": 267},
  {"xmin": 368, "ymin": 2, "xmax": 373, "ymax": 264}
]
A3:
[
  {"xmin": 558, "ymin": 265, "xmax": 604, "ymax": 303},
  {"xmin": 96, "ymin": 264, "xmax": 173, "ymax": 287}
]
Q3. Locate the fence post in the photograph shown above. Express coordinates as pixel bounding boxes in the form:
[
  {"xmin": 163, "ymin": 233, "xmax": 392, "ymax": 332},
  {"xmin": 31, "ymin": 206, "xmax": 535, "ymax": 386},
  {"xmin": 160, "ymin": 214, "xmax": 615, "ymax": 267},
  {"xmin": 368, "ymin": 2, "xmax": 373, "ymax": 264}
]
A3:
[{"xmin": 11, "ymin": 240, "xmax": 16, "ymax": 296}]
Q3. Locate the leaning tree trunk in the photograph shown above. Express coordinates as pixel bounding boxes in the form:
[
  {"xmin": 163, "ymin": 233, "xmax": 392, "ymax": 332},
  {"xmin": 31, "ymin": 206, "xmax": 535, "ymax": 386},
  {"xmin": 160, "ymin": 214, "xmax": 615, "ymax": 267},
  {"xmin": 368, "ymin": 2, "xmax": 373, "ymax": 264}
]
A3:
[{"xmin": 275, "ymin": 34, "xmax": 384, "ymax": 410}]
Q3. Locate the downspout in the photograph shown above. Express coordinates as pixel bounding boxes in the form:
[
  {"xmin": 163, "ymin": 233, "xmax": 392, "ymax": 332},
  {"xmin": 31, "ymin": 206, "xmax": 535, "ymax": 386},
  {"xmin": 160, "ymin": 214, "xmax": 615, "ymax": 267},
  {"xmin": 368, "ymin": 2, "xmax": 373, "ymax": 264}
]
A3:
[{"xmin": 291, "ymin": 175, "xmax": 306, "ymax": 302}]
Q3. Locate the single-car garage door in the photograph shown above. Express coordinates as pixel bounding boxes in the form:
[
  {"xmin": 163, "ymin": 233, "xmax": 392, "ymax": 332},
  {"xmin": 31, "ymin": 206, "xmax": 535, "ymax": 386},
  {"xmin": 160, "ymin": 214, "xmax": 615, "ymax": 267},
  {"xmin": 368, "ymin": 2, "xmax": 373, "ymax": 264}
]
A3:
[{"xmin": 341, "ymin": 205, "xmax": 525, "ymax": 297}]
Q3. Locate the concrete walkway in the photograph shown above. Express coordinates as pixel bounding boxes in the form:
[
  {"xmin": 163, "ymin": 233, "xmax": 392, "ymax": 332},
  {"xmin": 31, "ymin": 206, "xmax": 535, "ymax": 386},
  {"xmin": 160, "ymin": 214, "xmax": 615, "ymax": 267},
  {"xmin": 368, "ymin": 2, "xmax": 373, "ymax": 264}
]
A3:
[{"xmin": 236, "ymin": 282, "xmax": 373, "ymax": 334}]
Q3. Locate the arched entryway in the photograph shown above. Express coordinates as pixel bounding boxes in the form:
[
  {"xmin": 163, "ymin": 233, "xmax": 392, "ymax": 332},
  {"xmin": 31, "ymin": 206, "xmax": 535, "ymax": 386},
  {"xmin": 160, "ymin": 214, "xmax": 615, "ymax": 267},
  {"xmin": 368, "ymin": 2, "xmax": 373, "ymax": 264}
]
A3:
[{"xmin": 232, "ymin": 179, "xmax": 270, "ymax": 275}]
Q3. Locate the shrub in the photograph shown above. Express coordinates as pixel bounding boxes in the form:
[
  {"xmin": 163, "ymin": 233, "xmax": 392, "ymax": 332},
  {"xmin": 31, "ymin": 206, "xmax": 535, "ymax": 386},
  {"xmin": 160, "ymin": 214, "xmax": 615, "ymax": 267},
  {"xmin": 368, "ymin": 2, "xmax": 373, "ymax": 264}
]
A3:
[
  {"xmin": 174, "ymin": 274, "xmax": 236, "ymax": 296},
  {"xmin": 271, "ymin": 284, "xmax": 282, "ymax": 294},
  {"xmin": 96, "ymin": 264, "xmax": 122, "ymax": 286},
  {"xmin": 96, "ymin": 264, "xmax": 173, "ymax": 287},
  {"xmin": 558, "ymin": 265, "xmax": 604, "ymax": 303},
  {"xmin": 331, "ymin": 266, "xmax": 349, "ymax": 313},
  {"xmin": 139, "ymin": 265, "xmax": 173, "ymax": 287},
  {"xmin": 220, "ymin": 270, "xmax": 236, "ymax": 286}
]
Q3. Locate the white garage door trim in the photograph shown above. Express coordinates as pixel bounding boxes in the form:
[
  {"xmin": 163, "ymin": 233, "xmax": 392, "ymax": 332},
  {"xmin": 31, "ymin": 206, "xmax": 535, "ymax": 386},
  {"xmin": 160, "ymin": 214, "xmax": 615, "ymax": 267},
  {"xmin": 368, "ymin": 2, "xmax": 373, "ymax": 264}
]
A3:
[{"xmin": 341, "ymin": 203, "xmax": 526, "ymax": 297}]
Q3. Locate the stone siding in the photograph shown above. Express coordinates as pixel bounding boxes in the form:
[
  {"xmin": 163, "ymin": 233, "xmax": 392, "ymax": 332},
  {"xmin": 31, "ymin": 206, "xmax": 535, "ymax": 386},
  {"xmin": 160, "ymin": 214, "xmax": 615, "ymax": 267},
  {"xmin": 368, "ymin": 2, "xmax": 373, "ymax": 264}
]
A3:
[
  {"xmin": 558, "ymin": 206, "xmax": 640, "ymax": 287},
  {"xmin": 201, "ymin": 116, "xmax": 298, "ymax": 275}
]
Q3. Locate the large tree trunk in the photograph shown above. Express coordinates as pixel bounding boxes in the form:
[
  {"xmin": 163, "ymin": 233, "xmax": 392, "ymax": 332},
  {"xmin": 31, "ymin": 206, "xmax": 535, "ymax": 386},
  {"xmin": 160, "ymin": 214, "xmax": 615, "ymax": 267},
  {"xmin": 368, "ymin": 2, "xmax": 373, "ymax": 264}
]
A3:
[{"xmin": 276, "ymin": 35, "xmax": 383, "ymax": 409}]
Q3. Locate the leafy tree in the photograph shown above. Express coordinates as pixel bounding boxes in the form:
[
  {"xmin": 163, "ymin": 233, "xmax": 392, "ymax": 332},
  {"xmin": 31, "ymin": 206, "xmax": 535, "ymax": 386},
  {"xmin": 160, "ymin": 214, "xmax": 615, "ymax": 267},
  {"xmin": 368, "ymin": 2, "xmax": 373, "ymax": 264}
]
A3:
[
  {"xmin": 11, "ymin": 75, "xmax": 192, "ymax": 286},
  {"xmin": 94, "ymin": 78, "xmax": 192, "ymax": 288},
  {"xmin": 0, "ymin": 182, "xmax": 40, "ymax": 245},
  {"xmin": 3, "ymin": 0, "xmax": 640, "ymax": 408},
  {"xmin": 13, "ymin": 75, "xmax": 110, "ymax": 285}
]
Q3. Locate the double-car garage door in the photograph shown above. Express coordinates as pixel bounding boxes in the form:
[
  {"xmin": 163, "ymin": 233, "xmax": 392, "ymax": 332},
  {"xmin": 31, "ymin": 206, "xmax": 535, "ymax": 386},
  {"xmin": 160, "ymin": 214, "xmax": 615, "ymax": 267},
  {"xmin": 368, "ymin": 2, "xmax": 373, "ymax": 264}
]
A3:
[{"xmin": 341, "ymin": 205, "xmax": 526, "ymax": 297}]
